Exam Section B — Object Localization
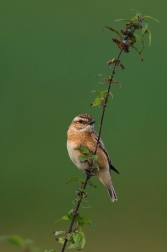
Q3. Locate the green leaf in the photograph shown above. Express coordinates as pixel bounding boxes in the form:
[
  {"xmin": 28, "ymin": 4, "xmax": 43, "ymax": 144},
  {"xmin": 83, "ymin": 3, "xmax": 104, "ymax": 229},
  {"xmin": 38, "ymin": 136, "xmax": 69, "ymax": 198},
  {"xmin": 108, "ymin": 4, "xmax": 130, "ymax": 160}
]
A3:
[
  {"xmin": 7, "ymin": 235, "xmax": 24, "ymax": 246},
  {"xmin": 91, "ymin": 96, "xmax": 104, "ymax": 107},
  {"xmin": 79, "ymin": 155, "xmax": 88, "ymax": 162},
  {"xmin": 92, "ymin": 90, "xmax": 111, "ymax": 97},
  {"xmin": 131, "ymin": 8, "xmax": 142, "ymax": 15},
  {"xmin": 92, "ymin": 90, "xmax": 106, "ymax": 97},
  {"xmin": 68, "ymin": 231, "xmax": 85, "ymax": 249},
  {"xmin": 74, "ymin": 196, "xmax": 82, "ymax": 202},
  {"xmin": 80, "ymin": 231, "xmax": 86, "ymax": 249},
  {"xmin": 114, "ymin": 18, "xmax": 132, "ymax": 22},
  {"xmin": 75, "ymin": 146, "xmax": 90, "ymax": 155},
  {"xmin": 66, "ymin": 176, "xmax": 83, "ymax": 184},
  {"xmin": 134, "ymin": 33, "xmax": 142, "ymax": 41},
  {"xmin": 91, "ymin": 90, "xmax": 113, "ymax": 107},
  {"xmin": 92, "ymin": 154, "xmax": 98, "ymax": 163},
  {"xmin": 130, "ymin": 15, "xmax": 139, "ymax": 21},
  {"xmin": 55, "ymin": 215, "xmax": 70, "ymax": 222},
  {"xmin": 55, "ymin": 210, "xmax": 73, "ymax": 223},
  {"xmin": 82, "ymin": 216, "xmax": 94, "ymax": 226},
  {"xmin": 74, "ymin": 232, "xmax": 83, "ymax": 249},
  {"xmin": 68, "ymin": 232, "xmax": 81, "ymax": 249},
  {"xmin": 141, "ymin": 19, "xmax": 148, "ymax": 34},
  {"xmin": 94, "ymin": 163, "xmax": 100, "ymax": 170},
  {"xmin": 74, "ymin": 214, "xmax": 96, "ymax": 230},
  {"xmin": 114, "ymin": 16, "xmax": 138, "ymax": 22},
  {"xmin": 110, "ymin": 92, "xmax": 113, "ymax": 100},
  {"xmin": 78, "ymin": 188, "xmax": 86, "ymax": 193},
  {"xmin": 144, "ymin": 15, "xmax": 160, "ymax": 22},
  {"xmin": 103, "ymin": 26, "xmax": 122, "ymax": 39},
  {"xmin": 80, "ymin": 216, "xmax": 95, "ymax": 229},
  {"xmin": 87, "ymin": 180, "xmax": 97, "ymax": 189},
  {"xmin": 91, "ymin": 154, "xmax": 99, "ymax": 170},
  {"xmin": 92, "ymin": 90, "xmax": 104, "ymax": 96},
  {"xmin": 145, "ymin": 28, "xmax": 151, "ymax": 47}
]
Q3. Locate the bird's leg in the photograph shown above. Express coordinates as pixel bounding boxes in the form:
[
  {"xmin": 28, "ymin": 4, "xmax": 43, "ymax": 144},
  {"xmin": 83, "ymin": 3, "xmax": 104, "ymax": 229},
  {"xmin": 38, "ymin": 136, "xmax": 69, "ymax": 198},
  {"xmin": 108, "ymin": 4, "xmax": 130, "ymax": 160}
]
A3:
[
  {"xmin": 85, "ymin": 169, "xmax": 93, "ymax": 179},
  {"xmin": 85, "ymin": 166, "xmax": 99, "ymax": 178}
]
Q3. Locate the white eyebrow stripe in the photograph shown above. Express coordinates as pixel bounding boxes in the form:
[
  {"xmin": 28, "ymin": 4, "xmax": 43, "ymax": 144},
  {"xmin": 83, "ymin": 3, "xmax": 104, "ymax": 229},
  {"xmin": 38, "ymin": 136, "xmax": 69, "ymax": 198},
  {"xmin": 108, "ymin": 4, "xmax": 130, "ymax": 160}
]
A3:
[
  {"xmin": 73, "ymin": 116, "xmax": 88, "ymax": 122},
  {"xmin": 73, "ymin": 116, "xmax": 80, "ymax": 122}
]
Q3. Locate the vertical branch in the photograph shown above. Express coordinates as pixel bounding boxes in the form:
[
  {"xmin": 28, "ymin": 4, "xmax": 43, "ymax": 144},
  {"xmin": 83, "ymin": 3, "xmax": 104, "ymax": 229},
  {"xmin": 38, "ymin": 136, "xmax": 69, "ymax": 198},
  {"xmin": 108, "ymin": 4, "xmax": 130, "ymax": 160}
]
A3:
[{"xmin": 60, "ymin": 16, "xmax": 143, "ymax": 252}]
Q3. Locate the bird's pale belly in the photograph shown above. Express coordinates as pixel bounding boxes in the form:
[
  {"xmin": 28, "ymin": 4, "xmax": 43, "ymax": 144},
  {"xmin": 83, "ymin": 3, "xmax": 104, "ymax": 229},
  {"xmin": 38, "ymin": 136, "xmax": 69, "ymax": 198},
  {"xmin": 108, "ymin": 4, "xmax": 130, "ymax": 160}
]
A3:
[{"xmin": 67, "ymin": 141, "xmax": 89, "ymax": 170}]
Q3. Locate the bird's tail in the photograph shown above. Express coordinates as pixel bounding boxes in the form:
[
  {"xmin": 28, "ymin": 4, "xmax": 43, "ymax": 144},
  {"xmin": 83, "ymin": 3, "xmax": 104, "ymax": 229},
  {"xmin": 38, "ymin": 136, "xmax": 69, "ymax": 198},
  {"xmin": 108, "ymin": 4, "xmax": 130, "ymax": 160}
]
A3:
[
  {"xmin": 95, "ymin": 170, "xmax": 118, "ymax": 202},
  {"xmin": 108, "ymin": 182, "xmax": 118, "ymax": 202}
]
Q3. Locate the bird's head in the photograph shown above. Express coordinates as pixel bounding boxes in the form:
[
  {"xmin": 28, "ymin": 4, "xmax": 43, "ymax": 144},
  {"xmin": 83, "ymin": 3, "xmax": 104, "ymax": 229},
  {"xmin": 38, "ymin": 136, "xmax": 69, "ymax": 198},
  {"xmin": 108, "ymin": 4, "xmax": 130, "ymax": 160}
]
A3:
[{"xmin": 69, "ymin": 114, "xmax": 95, "ymax": 133}]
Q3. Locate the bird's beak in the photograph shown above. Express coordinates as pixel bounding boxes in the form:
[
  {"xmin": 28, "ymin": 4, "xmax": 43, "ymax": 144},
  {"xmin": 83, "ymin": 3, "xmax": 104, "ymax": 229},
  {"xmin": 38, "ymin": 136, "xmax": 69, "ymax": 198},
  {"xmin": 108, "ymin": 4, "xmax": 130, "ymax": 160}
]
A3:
[{"xmin": 89, "ymin": 119, "xmax": 95, "ymax": 125}]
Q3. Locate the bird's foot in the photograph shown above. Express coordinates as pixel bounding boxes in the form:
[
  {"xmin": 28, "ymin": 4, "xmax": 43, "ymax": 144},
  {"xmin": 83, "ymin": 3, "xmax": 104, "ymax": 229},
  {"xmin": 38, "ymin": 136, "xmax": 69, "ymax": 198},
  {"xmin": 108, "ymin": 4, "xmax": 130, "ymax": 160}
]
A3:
[
  {"xmin": 85, "ymin": 169, "xmax": 93, "ymax": 179},
  {"xmin": 85, "ymin": 168, "xmax": 97, "ymax": 179}
]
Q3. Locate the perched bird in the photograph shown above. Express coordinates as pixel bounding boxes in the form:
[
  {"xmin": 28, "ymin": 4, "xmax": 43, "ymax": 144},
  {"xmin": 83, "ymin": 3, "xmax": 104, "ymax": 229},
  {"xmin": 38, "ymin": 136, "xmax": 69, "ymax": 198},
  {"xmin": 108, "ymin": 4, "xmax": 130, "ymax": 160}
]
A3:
[{"xmin": 67, "ymin": 114, "xmax": 119, "ymax": 202}]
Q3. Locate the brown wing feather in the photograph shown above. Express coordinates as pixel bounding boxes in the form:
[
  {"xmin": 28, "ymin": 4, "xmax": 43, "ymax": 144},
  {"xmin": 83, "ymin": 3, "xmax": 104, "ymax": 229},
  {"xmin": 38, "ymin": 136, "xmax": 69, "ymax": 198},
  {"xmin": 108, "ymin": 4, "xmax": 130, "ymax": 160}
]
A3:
[{"xmin": 93, "ymin": 131, "xmax": 120, "ymax": 174}]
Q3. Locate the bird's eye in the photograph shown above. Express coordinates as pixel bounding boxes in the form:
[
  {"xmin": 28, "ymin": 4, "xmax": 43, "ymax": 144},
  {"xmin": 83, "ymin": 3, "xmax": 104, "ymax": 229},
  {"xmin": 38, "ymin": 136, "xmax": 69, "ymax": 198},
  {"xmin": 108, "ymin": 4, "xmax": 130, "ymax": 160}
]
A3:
[{"xmin": 78, "ymin": 119, "xmax": 83, "ymax": 123}]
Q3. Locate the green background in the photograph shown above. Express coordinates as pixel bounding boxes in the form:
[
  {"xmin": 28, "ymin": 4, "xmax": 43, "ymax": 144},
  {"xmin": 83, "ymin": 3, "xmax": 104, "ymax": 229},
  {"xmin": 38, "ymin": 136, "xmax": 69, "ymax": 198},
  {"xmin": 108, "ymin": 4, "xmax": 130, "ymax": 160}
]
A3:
[{"xmin": 0, "ymin": 1, "xmax": 166, "ymax": 252}]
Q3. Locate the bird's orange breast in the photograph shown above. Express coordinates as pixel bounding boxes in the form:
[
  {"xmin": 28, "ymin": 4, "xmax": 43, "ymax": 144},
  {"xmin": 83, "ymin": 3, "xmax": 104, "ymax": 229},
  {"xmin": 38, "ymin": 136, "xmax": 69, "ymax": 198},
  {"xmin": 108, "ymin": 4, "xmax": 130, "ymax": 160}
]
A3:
[{"xmin": 67, "ymin": 129, "xmax": 109, "ymax": 169}]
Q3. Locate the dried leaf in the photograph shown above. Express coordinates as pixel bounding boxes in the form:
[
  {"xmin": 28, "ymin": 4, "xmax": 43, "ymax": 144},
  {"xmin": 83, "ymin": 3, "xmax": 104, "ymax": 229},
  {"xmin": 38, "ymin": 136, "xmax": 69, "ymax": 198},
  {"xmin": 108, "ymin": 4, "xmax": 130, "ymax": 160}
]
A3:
[
  {"xmin": 56, "ymin": 237, "xmax": 65, "ymax": 245},
  {"xmin": 53, "ymin": 231, "xmax": 65, "ymax": 236}
]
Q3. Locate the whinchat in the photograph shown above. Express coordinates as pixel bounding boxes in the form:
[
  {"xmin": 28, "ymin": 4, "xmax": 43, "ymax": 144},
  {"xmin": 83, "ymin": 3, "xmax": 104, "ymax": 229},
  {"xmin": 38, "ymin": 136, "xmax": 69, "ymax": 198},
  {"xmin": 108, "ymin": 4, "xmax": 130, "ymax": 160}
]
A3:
[{"xmin": 67, "ymin": 114, "xmax": 119, "ymax": 202}]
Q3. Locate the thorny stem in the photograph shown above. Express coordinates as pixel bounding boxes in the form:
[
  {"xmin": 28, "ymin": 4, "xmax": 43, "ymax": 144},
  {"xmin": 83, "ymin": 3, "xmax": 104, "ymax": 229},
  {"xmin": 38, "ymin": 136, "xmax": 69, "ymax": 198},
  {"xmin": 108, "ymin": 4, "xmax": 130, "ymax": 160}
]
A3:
[
  {"xmin": 61, "ymin": 173, "xmax": 91, "ymax": 252},
  {"xmin": 61, "ymin": 18, "xmax": 141, "ymax": 252},
  {"xmin": 94, "ymin": 49, "xmax": 123, "ymax": 154},
  {"xmin": 94, "ymin": 18, "xmax": 142, "ymax": 153}
]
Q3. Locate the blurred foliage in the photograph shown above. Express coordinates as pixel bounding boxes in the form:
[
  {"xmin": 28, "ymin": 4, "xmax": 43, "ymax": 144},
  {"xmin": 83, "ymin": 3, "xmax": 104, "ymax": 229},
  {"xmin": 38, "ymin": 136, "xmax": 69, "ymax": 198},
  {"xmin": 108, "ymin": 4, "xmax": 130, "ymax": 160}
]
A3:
[{"xmin": 0, "ymin": 235, "xmax": 54, "ymax": 252}]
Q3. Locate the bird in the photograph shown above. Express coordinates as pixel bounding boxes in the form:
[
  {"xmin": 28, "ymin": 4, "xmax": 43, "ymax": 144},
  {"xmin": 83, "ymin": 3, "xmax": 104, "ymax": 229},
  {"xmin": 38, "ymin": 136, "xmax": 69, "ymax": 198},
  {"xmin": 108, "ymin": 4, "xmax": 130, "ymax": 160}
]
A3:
[{"xmin": 67, "ymin": 113, "xmax": 119, "ymax": 202}]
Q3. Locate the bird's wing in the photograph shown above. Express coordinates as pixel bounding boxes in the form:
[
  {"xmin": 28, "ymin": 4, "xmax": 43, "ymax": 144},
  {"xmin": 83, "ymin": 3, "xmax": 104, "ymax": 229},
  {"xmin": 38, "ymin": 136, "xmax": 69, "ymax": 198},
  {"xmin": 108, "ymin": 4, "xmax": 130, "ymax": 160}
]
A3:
[{"xmin": 93, "ymin": 131, "xmax": 120, "ymax": 174}]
